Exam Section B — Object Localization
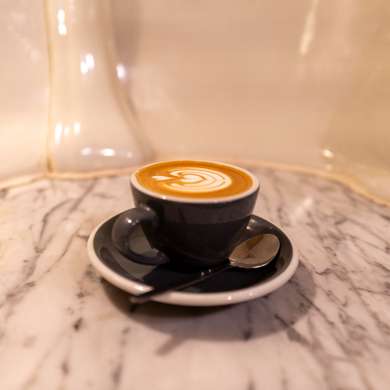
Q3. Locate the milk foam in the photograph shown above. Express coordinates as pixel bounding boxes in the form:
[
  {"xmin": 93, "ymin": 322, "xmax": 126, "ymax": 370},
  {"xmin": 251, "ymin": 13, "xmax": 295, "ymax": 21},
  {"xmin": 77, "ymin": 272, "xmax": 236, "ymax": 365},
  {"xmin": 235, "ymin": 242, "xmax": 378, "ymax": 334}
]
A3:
[
  {"xmin": 135, "ymin": 160, "xmax": 256, "ymax": 200},
  {"xmin": 152, "ymin": 168, "xmax": 232, "ymax": 193}
]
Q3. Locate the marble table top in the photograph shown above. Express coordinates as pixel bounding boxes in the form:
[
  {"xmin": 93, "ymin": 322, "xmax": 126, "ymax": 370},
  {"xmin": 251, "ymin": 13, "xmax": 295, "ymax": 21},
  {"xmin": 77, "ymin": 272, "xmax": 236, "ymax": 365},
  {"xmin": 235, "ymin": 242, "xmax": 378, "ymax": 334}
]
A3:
[{"xmin": 0, "ymin": 167, "xmax": 389, "ymax": 390}]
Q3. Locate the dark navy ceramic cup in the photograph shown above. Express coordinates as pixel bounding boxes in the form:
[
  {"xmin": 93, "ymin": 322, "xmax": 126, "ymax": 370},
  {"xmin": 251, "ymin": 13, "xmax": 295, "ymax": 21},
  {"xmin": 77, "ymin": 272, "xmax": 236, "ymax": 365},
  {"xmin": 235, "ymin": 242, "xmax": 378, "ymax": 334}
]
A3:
[{"xmin": 112, "ymin": 163, "xmax": 260, "ymax": 268}]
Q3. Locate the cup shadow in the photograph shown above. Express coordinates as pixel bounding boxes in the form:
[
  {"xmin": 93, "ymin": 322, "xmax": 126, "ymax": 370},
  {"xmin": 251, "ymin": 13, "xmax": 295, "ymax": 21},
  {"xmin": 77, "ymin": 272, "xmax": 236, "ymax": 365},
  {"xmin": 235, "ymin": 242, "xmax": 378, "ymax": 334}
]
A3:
[{"xmin": 102, "ymin": 262, "xmax": 315, "ymax": 355}]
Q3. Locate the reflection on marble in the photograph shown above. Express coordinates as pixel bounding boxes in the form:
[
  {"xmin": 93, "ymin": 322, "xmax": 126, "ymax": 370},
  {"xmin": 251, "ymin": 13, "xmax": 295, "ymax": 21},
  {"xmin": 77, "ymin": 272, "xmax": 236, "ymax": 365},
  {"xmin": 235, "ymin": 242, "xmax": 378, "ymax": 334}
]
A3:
[{"xmin": 0, "ymin": 168, "xmax": 389, "ymax": 390}]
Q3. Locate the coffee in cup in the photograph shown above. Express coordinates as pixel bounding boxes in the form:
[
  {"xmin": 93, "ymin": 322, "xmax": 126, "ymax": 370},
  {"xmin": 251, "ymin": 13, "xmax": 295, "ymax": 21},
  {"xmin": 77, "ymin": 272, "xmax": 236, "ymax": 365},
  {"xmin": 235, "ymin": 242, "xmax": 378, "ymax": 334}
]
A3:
[
  {"xmin": 112, "ymin": 160, "xmax": 260, "ymax": 268},
  {"xmin": 135, "ymin": 160, "xmax": 255, "ymax": 200}
]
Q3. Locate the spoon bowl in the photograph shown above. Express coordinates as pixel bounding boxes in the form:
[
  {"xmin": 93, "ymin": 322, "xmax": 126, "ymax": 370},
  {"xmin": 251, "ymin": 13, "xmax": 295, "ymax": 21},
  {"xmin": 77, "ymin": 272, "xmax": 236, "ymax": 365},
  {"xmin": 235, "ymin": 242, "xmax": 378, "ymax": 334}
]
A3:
[{"xmin": 229, "ymin": 233, "xmax": 280, "ymax": 269}]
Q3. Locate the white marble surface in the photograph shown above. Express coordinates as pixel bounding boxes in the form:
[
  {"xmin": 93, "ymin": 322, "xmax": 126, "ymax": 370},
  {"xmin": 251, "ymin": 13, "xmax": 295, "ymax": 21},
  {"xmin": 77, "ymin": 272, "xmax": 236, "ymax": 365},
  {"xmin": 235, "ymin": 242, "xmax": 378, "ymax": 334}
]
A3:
[{"xmin": 0, "ymin": 167, "xmax": 389, "ymax": 390}]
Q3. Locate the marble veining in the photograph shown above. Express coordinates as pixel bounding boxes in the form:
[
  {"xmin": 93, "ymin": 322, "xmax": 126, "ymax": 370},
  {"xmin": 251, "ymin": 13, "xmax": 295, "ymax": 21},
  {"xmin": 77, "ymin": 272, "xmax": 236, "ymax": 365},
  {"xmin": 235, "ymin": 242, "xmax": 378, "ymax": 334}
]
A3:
[{"xmin": 0, "ymin": 167, "xmax": 389, "ymax": 390}]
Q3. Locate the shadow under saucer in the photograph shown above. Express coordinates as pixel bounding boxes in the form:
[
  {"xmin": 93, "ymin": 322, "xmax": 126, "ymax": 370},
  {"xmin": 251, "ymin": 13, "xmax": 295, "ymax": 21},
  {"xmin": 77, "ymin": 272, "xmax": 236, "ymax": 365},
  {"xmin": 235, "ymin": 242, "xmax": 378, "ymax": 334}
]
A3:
[{"xmin": 102, "ymin": 262, "xmax": 315, "ymax": 355}]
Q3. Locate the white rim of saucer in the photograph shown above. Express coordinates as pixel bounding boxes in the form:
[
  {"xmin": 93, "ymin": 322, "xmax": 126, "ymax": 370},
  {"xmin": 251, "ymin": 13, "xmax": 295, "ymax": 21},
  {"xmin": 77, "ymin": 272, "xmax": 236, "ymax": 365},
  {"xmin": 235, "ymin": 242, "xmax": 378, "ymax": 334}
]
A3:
[
  {"xmin": 87, "ymin": 216, "xmax": 299, "ymax": 307},
  {"xmin": 130, "ymin": 160, "xmax": 260, "ymax": 204}
]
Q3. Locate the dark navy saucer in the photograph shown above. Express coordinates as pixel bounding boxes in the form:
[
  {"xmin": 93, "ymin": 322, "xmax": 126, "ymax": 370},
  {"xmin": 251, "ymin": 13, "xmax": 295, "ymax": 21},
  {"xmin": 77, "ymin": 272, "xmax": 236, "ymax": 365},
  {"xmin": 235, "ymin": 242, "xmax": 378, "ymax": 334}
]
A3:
[{"xmin": 87, "ymin": 213, "xmax": 298, "ymax": 306}]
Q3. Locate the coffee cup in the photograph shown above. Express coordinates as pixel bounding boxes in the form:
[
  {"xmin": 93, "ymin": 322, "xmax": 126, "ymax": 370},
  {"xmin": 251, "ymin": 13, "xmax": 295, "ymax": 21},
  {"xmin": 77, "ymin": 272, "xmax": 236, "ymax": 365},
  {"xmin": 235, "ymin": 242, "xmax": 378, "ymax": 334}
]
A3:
[{"xmin": 112, "ymin": 160, "xmax": 260, "ymax": 268}]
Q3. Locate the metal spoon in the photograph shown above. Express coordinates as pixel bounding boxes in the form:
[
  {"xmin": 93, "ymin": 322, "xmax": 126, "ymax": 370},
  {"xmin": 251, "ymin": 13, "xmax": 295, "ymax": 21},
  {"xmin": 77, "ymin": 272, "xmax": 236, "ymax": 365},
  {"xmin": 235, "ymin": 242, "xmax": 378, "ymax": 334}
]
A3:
[{"xmin": 129, "ymin": 233, "xmax": 280, "ymax": 304}]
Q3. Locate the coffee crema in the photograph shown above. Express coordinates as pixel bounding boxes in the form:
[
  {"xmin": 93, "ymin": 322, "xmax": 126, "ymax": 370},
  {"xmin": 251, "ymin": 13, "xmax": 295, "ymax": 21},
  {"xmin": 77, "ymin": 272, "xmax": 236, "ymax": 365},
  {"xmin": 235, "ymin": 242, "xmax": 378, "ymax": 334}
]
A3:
[{"xmin": 134, "ymin": 160, "xmax": 254, "ymax": 199}]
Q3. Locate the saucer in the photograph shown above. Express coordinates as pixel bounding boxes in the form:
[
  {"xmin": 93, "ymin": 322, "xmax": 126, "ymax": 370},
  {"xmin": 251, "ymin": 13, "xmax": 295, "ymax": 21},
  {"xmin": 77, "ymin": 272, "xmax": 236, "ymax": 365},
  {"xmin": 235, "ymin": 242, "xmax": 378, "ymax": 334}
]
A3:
[{"xmin": 87, "ymin": 213, "xmax": 299, "ymax": 306}]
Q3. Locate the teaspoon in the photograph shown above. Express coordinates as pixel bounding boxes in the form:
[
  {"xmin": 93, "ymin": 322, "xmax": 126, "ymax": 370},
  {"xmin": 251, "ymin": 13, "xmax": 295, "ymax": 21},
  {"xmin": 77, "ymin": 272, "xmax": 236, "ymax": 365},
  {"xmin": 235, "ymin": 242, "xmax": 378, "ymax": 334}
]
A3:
[{"xmin": 129, "ymin": 233, "xmax": 280, "ymax": 304}]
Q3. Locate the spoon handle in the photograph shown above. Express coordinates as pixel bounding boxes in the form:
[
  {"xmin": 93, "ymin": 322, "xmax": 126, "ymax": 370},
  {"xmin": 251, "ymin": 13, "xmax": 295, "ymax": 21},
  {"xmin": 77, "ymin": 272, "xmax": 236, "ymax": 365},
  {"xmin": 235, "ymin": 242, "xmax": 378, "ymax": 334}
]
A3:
[{"xmin": 129, "ymin": 263, "xmax": 231, "ymax": 304}]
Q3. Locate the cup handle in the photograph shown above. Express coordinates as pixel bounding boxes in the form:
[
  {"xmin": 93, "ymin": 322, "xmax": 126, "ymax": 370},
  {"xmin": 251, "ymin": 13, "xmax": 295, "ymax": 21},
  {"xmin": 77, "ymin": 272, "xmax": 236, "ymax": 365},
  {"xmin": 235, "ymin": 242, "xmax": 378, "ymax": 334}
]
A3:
[{"xmin": 111, "ymin": 206, "xmax": 170, "ymax": 265}]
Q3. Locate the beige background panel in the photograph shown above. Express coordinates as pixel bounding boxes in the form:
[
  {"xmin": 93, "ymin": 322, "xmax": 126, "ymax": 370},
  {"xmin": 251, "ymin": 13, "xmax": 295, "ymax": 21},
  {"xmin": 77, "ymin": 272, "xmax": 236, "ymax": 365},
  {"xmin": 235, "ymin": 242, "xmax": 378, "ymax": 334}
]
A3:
[
  {"xmin": 114, "ymin": 0, "xmax": 390, "ymax": 199},
  {"xmin": 0, "ymin": 0, "xmax": 388, "ymax": 202},
  {"xmin": 0, "ymin": 0, "xmax": 49, "ymax": 182}
]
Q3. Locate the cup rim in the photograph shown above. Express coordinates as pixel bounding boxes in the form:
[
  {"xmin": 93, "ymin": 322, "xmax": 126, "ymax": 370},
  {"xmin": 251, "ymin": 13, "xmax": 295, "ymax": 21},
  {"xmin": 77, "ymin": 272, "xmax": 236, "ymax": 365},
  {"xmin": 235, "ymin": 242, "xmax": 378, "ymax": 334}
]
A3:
[{"xmin": 130, "ymin": 159, "xmax": 260, "ymax": 204}]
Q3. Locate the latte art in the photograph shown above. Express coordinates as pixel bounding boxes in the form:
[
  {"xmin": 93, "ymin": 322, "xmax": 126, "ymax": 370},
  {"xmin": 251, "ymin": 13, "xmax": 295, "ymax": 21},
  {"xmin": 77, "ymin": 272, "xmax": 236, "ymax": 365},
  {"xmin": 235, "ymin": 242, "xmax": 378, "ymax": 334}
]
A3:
[
  {"xmin": 135, "ymin": 160, "xmax": 255, "ymax": 200},
  {"xmin": 152, "ymin": 168, "xmax": 232, "ymax": 193}
]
